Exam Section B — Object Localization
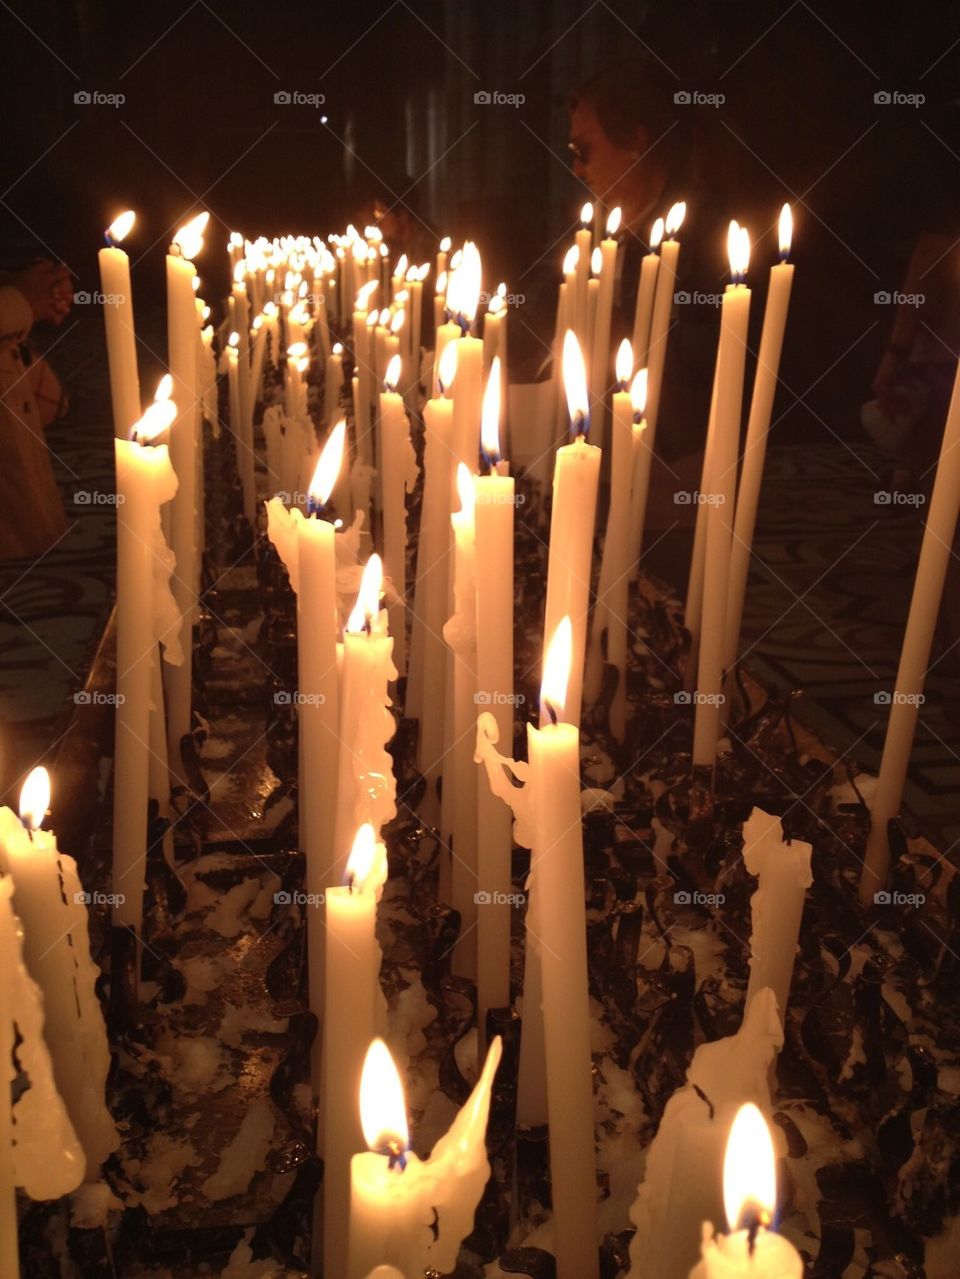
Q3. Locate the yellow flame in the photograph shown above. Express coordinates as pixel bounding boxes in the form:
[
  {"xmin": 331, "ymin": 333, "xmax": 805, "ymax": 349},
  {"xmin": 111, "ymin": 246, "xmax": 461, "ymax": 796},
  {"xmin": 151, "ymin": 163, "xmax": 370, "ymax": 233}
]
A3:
[
  {"xmin": 385, "ymin": 354, "xmax": 401, "ymax": 390},
  {"xmin": 541, "ymin": 616, "xmax": 573, "ymax": 720},
  {"xmin": 309, "ymin": 420, "xmax": 345, "ymax": 508},
  {"xmin": 728, "ymin": 221, "xmax": 750, "ymax": 278},
  {"xmin": 580, "ymin": 200, "xmax": 593, "ymax": 224},
  {"xmin": 450, "ymin": 248, "xmax": 462, "ymax": 271},
  {"xmin": 173, "ymin": 211, "xmax": 209, "ymax": 260},
  {"xmin": 723, "ymin": 1103, "xmax": 777, "ymax": 1232},
  {"xmin": 395, "ymin": 253, "xmax": 408, "ymax": 280},
  {"xmin": 779, "ymin": 203, "xmax": 793, "ymax": 258},
  {"xmin": 107, "ymin": 210, "xmax": 135, "ymax": 243},
  {"xmin": 650, "ymin": 217, "xmax": 665, "ymax": 251},
  {"xmin": 154, "ymin": 374, "xmax": 173, "ymax": 402},
  {"xmin": 439, "ymin": 235, "xmax": 452, "ymax": 252},
  {"xmin": 591, "ymin": 246, "xmax": 603, "ymax": 275},
  {"xmin": 333, "ymin": 342, "xmax": 343, "ymax": 356},
  {"xmin": 416, "ymin": 262, "xmax": 430, "ymax": 281},
  {"xmin": 378, "ymin": 308, "xmax": 391, "ymax": 326},
  {"xmin": 366, "ymin": 311, "xmax": 378, "ymax": 329},
  {"xmin": 481, "ymin": 356, "xmax": 501, "ymax": 461},
  {"xmin": 134, "ymin": 397, "xmax": 177, "ymax": 441},
  {"xmin": 356, "ymin": 279, "xmax": 378, "ymax": 311},
  {"xmin": 562, "ymin": 330, "xmax": 589, "ymax": 434},
  {"xmin": 346, "ymin": 823, "xmax": 378, "ymax": 891},
  {"xmin": 438, "ymin": 340, "xmax": 458, "ymax": 393},
  {"xmin": 233, "ymin": 260, "xmax": 246, "ymax": 284},
  {"xmin": 562, "ymin": 244, "xmax": 579, "ymax": 275},
  {"xmin": 346, "ymin": 554, "xmax": 383, "ymax": 633},
  {"xmin": 287, "ymin": 341, "xmax": 308, "ymax": 359},
  {"xmin": 390, "ymin": 310, "xmax": 405, "ymax": 334},
  {"xmin": 665, "ymin": 201, "xmax": 686, "ymax": 237},
  {"xmin": 631, "ymin": 368, "xmax": 648, "ymax": 417},
  {"xmin": 606, "ymin": 206, "xmax": 622, "ymax": 236},
  {"xmin": 436, "ymin": 270, "xmax": 448, "ymax": 295},
  {"xmin": 450, "ymin": 241, "xmax": 482, "ymax": 324},
  {"xmin": 19, "ymin": 766, "xmax": 50, "ymax": 831},
  {"xmin": 359, "ymin": 1039, "xmax": 409, "ymax": 1154},
  {"xmin": 455, "ymin": 462, "xmax": 475, "ymax": 521},
  {"xmin": 405, "ymin": 265, "xmax": 417, "ymax": 283},
  {"xmin": 488, "ymin": 293, "xmax": 504, "ymax": 315},
  {"xmin": 615, "ymin": 339, "xmax": 633, "ymax": 386}
]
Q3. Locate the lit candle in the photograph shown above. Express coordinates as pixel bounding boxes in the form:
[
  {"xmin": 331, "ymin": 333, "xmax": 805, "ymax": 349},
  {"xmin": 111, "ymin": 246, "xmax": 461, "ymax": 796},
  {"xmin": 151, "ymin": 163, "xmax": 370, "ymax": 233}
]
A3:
[
  {"xmin": 688, "ymin": 1104, "xmax": 803, "ymax": 1278},
  {"xmin": 742, "ymin": 808, "xmax": 811, "ymax": 1027},
  {"xmin": 98, "ymin": 210, "xmax": 140, "ymax": 437},
  {"xmin": 114, "ymin": 393, "xmax": 180, "ymax": 935},
  {"xmin": 436, "ymin": 233, "xmax": 451, "ymax": 283},
  {"xmin": 165, "ymin": 211, "xmax": 208, "ymax": 778},
  {"xmin": 332, "ymin": 556, "xmax": 398, "ymax": 881},
  {"xmin": 322, "ymin": 824, "xmax": 389, "ymax": 1279},
  {"xmin": 230, "ymin": 261, "xmax": 252, "ymax": 455},
  {"xmin": 443, "ymin": 463, "xmax": 479, "ymax": 977},
  {"xmin": 1, "ymin": 769, "xmax": 118, "ymax": 1178},
  {"xmin": 588, "ymin": 207, "xmax": 620, "ymax": 451},
  {"xmin": 325, "ymin": 341, "xmax": 345, "ymax": 427},
  {"xmin": 352, "ymin": 281, "xmax": 379, "ymax": 472},
  {"xmin": 348, "ymin": 1035, "xmax": 502, "ymax": 1279},
  {"xmin": 574, "ymin": 201, "xmax": 593, "ymax": 345},
  {"xmin": 693, "ymin": 223, "xmax": 751, "ymax": 774},
  {"xmin": 543, "ymin": 331, "xmax": 601, "ymax": 729},
  {"xmin": 227, "ymin": 332, "xmax": 257, "ymax": 524},
  {"xmin": 449, "ymin": 242, "xmax": 484, "ymax": 471},
  {"xmin": 725, "ymin": 206, "xmax": 795, "ymax": 673},
  {"xmin": 631, "ymin": 215, "xmax": 663, "ymax": 368},
  {"xmin": 378, "ymin": 355, "xmax": 417, "ymax": 678}
]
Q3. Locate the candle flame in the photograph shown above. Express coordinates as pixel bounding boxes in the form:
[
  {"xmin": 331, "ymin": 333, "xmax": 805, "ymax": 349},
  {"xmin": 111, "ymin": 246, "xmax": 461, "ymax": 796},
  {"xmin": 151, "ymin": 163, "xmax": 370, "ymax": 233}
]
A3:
[
  {"xmin": 233, "ymin": 260, "xmax": 246, "ymax": 285},
  {"xmin": 439, "ymin": 235, "xmax": 452, "ymax": 252},
  {"xmin": 455, "ymin": 461, "xmax": 475, "ymax": 522},
  {"xmin": 488, "ymin": 292, "xmax": 504, "ymax": 315},
  {"xmin": 723, "ymin": 1103, "xmax": 777, "ymax": 1233},
  {"xmin": 309, "ymin": 420, "xmax": 345, "ymax": 508},
  {"xmin": 404, "ymin": 265, "xmax": 418, "ymax": 283},
  {"xmin": 132, "ymin": 396, "xmax": 177, "ymax": 442},
  {"xmin": 650, "ymin": 217, "xmax": 665, "ymax": 251},
  {"xmin": 173, "ymin": 211, "xmax": 209, "ymax": 260},
  {"xmin": 107, "ymin": 210, "xmax": 135, "ymax": 244},
  {"xmin": 154, "ymin": 374, "xmax": 173, "ymax": 402},
  {"xmin": 346, "ymin": 554, "xmax": 383, "ymax": 634},
  {"xmin": 481, "ymin": 356, "xmax": 501, "ymax": 464},
  {"xmin": 631, "ymin": 368, "xmax": 648, "ymax": 417},
  {"xmin": 287, "ymin": 341, "xmax": 308, "ymax": 360},
  {"xmin": 390, "ymin": 309, "xmax": 405, "ymax": 334},
  {"xmin": 333, "ymin": 342, "xmax": 343, "ymax": 356},
  {"xmin": 359, "ymin": 1039, "xmax": 409, "ymax": 1157},
  {"xmin": 580, "ymin": 200, "xmax": 593, "ymax": 225},
  {"xmin": 346, "ymin": 823, "xmax": 379, "ymax": 893},
  {"xmin": 228, "ymin": 331, "xmax": 240, "ymax": 349},
  {"xmin": 665, "ymin": 201, "xmax": 686, "ymax": 237},
  {"xmin": 394, "ymin": 253, "xmax": 408, "ymax": 280},
  {"xmin": 436, "ymin": 270, "xmax": 448, "ymax": 295},
  {"xmin": 606, "ymin": 206, "xmax": 622, "ymax": 236},
  {"xmin": 541, "ymin": 616, "xmax": 573, "ymax": 722},
  {"xmin": 590, "ymin": 246, "xmax": 602, "ymax": 276},
  {"xmin": 778, "ymin": 203, "xmax": 793, "ymax": 258},
  {"xmin": 562, "ymin": 330, "xmax": 589, "ymax": 437},
  {"xmin": 378, "ymin": 308, "xmax": 391, "ymax": 326},
  {"xmin": 438, "ymin": 340, "xmax": 457, "ymax": 394},
  {"xmin": 366, "ymin": 310, "xmax": 378, "ymax": 329},
  {"xmin": 728, "ymin": 221, "xmax": 750, "ymax": 280},
  {"xmin": 615, "ymin": 339, "xmax": 633, "ymax": 386},
  {"xmin": 384, "ymin": 353, "xmax": 401, "ymax": 391},
  {"xmin": 416, "ymin": 262, "xmax": 430, "ymax": 281},
  {"xmin": 562, "ymin": 244, "xmax": 579, "ymax": 275},
  {"xmin": 19, "ymin": 766, "xmax": 50, "ymax": 831},
  {"xmin": 450, "ymin": 247, "xmax": 462, "ymax": 271},
  {"xmin": 356, "ymin": 279, "xmax": 379, "ymax": 311},
  {"xmin": 448, "ymin": 241, "xmax": 482, "ymax": 325}
]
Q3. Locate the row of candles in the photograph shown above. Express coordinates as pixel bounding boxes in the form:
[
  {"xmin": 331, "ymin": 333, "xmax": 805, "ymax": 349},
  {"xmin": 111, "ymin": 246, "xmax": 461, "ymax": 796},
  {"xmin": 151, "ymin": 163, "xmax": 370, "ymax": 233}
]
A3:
[{"xmin": 3, "ymin": 182, "xmax": 957, "ymax": 1276}]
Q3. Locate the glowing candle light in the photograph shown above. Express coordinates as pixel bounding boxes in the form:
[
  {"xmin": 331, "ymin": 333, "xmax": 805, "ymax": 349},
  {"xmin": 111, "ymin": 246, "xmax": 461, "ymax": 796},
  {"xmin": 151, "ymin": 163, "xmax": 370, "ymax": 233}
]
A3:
[{"xmin": 98, "ymin": 210, "xmax": 140, "ymax": 436}]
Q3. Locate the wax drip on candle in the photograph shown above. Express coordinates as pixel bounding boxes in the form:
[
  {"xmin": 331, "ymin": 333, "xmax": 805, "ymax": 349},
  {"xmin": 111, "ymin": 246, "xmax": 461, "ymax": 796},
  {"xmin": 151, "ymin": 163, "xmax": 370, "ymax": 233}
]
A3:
[
  {"xmin": 104, "ymin": 209, "xmax": 135, "ymax": 248},
  {"xmin": 480, "ymin": 355, "xmax": 502, "ymax": 472},
  {"xmin": 307, "ymin": 419, "xmax": 346, "ymax": 518},
  {"xmin": 778, "ymin": 202, "xmax": 793, "ymax": 263},
  {"xmin": 562, "ymin": 330, "xmax": 590, "ymax": 439}
]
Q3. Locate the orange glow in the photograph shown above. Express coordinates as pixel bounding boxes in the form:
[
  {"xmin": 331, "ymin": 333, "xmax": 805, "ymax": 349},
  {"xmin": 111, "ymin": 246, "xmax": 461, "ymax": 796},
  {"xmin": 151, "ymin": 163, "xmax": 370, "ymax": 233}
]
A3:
[
  {"xmin": 359, "ymin": 1039, "xmax": 409, "ymax": 1155},
  {"xmin": 346, "ymin": 554, "xmax": 383, "ymax": 634},
  {"xmin": 107, "ymin": 210, "xmax": 135, "ymax": 244},
  {"xmin": 481, "ymin": 357, "xmax": 501, "ymax": 463},
  {"xmin": 724, "ymin": 1103, "xmax": 777, "ymax": 1232},
  {"xmin": 309, "ymin": 420, "xmax": 345, "ymax": 508},
  {"xmin": 541, "ymin": 616, "xmax": 573, "ymax": 722}
]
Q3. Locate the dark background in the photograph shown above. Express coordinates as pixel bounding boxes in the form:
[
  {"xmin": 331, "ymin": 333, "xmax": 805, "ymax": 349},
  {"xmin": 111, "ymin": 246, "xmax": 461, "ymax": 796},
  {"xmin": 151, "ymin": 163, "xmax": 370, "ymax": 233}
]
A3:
[{"xmin": 1, "ymin": 0, "xmax": 959, "ymax": 425}]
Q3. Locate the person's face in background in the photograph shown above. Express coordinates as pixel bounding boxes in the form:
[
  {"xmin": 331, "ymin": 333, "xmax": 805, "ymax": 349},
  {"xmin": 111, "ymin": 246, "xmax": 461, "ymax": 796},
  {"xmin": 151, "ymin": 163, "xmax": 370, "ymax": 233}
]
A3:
[
  {"xmin": 569, "ymin": 98, "xmax": 663, "ymax": 227},
  {"xmin": 373, "ymin": 201, "xmax": 403, "ymax": 245}
]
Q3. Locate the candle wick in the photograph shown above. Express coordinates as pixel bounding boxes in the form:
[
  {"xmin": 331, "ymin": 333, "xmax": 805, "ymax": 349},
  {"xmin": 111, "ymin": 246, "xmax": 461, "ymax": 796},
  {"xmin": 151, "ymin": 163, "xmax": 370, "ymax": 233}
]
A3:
[
  {"xmin": 545, "ymin": 700, "xmax": 558, "ymax": 727},
  {"xmin": 383, "ymin": 1137, "xmax": 407, "ymax": 1171}
]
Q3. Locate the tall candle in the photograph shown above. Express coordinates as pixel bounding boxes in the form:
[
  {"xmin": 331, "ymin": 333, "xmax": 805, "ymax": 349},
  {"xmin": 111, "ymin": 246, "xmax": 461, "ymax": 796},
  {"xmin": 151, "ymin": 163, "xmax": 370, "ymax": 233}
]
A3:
[
  {"xmin": 227, "ymin": 333, "xmax": 257, "ymax": 525},
  {"xmin": 322, "ymin": 825, "xmax": 388, "ymax": 1279},
  {"xmin": 724, "ymin": 206, "xmax": 795, "ymax": 672},
  {"xmin": 631, "ymin": 215, "xmax": 663, "ymax": 367},
  {"xmin": 474, "ymin": 359, "xmax": 514, "ymax": 1024},
  {"xmin": 574, "ymin": 201, "xmax": 593, "ymax": 346},
  {"xmin": 98, "ymin": 210, "xmax": 140, "ymax": 437},
  {"xmin": 325, "ymin": 341, "xmax": 345, "ymax": 427},
  {"xmin": 348, "ymin": 1036, "xmax": 502, "ymax": 1279},
  {"xmin": 588, "ymin": 207, "xmax": 620, "ymax": 453},
  {"xmin": 693, "ymin": 223, "xmax": 751, "ymax": 773},
  {"xmin": 443, "ymin": 464, "xmax": 479, "ymax": 978},
  {"xmin": 114, "ymin": 395, "xmax": 179, "ymax": 933},
  {"xmin": 450, "ymin": 245, "xmax": 484, "ymax": 470},
  {"xmin": 378, "ymin": 356, "xmax": 417, "ymax": 678},
  {"xmin": 2, "ymin": 769, "xmax": 119, "ymax": 1178},
  {"xmin": 0, "ymin": 875, "xmax": 20, "ymax": 1278},
  {"xmin": 542, "ymin": 331, "xmax": 601, "ymax": 729},
  {"xmin": 165, "ymin": 212, "xmax": 207, "ymax": 778}
]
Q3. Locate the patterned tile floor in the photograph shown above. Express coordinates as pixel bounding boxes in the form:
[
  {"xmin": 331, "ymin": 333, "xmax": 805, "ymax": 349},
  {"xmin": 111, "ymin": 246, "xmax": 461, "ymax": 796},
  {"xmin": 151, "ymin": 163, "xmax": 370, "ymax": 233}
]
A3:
[{"xmin": 1, "ymin": 318, "xmax": 956, "ymax": 848}]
